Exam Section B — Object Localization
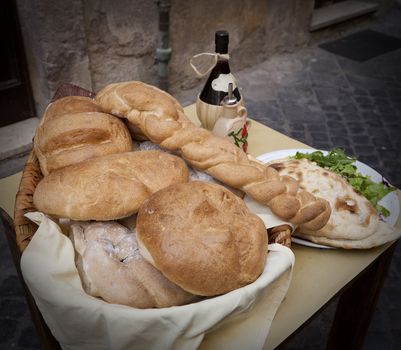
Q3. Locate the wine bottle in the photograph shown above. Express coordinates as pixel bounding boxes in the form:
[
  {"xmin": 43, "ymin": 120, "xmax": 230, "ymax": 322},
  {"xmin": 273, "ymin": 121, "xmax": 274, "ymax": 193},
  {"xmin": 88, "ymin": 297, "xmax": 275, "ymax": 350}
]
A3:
[{"xmin": 199, "ymin": 30, "xmax": 241, "ymax": 105}]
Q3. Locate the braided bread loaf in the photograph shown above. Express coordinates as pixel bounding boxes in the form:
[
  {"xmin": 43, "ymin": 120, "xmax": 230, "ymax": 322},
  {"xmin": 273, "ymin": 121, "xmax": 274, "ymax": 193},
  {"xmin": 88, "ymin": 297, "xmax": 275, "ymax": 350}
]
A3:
[{"xmin": 96, "ymin": 81, "xmax": 331, "ymax": 231}]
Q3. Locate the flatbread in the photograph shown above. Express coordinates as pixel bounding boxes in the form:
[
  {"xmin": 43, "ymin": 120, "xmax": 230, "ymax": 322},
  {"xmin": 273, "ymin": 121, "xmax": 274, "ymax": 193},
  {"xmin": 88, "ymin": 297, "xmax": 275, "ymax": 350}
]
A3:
[{"xmin": 267, "ymin": 158, "xmax": 400, "ymax": 249}]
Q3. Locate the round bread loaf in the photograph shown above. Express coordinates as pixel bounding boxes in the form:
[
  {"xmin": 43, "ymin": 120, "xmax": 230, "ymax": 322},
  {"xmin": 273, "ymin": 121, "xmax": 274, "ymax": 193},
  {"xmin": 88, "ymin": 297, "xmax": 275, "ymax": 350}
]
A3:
[
  {"xmin": 33, "ymin": 151, "xmax": 189, "ymax": 220},
  {"xmin": 70, "ymin": 221, "xmax": 196, "ymax": 308},
  {"xmin": 136, "ymin": 181, "xmax": 268, "ymax": 296},
  {"xmin": 34, "ymin": 96, "xmax": 133, "ymax": 176}
]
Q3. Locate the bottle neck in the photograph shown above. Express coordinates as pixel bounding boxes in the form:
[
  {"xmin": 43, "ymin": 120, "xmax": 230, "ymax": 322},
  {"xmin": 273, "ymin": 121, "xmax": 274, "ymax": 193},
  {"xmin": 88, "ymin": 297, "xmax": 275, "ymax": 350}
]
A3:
[
  {"xmin": 217, "ymin": 56, "xmax": 228, "ymax": 63},
  {"xmin": 213, "ymin": 58, "xmax": 231, "ymax": 74},
  {"xmin": 216, "ymin": 52, "xmax": 229, "ymax": 61}
]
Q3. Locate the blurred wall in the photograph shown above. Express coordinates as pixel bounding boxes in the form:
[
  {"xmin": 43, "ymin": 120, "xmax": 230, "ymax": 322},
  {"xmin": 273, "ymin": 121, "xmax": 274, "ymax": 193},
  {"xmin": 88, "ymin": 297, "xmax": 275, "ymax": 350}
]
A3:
[
  {"xmin": 169, "ymin": 0, "xmax": 314, "ymax": 93},
  {"xmin": 16, "ymin": 0, "xmax": 158, "ymax": 116},
  {"xmin": 15, "ymin": 0, "xmax": 393, "ymax": 116},
  {"xmin": 16, "ymin": 0, "xmax": 92, "ymax": 116}
]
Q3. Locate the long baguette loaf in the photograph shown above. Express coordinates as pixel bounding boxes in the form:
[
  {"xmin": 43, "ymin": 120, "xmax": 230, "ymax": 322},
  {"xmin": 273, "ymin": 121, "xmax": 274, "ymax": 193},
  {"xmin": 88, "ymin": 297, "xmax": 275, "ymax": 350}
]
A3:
[
  {"xmin": 96, "ymin": 81, "xmax": 331, "ymax": 231},
  {"xmin": 33, "ymin": 151, "xmax": 189, "ymax": 221}
]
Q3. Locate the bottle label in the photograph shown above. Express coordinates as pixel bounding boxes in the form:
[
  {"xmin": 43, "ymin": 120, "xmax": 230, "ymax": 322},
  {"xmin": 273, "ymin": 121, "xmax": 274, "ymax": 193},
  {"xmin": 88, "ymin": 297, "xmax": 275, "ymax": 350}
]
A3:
[{"xmin": 211, "ymin": 73, "xmax": 238, "ymax": 92}]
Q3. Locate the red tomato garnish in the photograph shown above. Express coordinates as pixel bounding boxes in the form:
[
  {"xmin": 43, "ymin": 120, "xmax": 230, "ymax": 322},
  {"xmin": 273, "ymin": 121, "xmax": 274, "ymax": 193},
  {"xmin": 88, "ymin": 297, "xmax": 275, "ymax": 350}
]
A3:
[{"xmin": 241, "ymin": 124, "xmax": 248, "ymax": 138}]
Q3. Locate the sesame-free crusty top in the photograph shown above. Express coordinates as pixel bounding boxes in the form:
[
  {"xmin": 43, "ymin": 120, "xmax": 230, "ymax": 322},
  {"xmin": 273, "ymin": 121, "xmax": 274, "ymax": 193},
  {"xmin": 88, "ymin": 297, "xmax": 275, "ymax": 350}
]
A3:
[
  {"xmin": 34, "ymin": 96, "xmax": 133, "ymax": 176},
  {"xmin": 136, "ymin": 181, "xmax": 268, "ymax": 296},
  {"xmin": 33, "ymin": 151, "xmax": 189, "ymax": 221}
]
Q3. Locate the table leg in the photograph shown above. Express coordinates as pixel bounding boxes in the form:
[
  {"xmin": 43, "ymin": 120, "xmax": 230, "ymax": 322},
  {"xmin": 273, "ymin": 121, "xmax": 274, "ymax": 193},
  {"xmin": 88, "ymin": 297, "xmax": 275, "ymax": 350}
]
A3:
[{"xmin": 326, "ymin": 241, "xmax": 398, "ymax": 350}]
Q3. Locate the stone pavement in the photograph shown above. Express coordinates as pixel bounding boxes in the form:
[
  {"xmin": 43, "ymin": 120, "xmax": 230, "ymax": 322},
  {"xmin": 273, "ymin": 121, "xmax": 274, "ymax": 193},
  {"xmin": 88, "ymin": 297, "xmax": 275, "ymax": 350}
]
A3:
[
  {"xmin": 1, "ymin": 4, "xmax": 401, "ymax": 350},
  {"xmin": 236, "ymin": 7, "xmax": 401, "ymax": 349}
]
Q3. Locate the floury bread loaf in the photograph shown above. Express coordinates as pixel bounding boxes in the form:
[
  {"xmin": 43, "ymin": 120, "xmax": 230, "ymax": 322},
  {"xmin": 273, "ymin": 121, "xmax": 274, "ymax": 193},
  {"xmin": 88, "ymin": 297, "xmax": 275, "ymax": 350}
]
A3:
[
  {"xmin": 33, "ymin": 151, "xmax": 189, "ymax": 221},
  {"xmin": 70, "ymin": 222, "xmax": 196, "ymax": 308},
  {"xmin": 34, "ymin": 96, "xmax": 133, "ymax": 176},
  {"xmin": 96, "ymin": 81, "xmax": 331, "ymax": 231}
]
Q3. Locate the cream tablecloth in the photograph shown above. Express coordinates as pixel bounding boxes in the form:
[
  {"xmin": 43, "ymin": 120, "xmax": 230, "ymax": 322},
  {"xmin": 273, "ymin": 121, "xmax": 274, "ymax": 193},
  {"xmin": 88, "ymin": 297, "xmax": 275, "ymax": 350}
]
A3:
[{"xmin": 21, "ymin": 212, "xmax": 294, "ymax": 350}]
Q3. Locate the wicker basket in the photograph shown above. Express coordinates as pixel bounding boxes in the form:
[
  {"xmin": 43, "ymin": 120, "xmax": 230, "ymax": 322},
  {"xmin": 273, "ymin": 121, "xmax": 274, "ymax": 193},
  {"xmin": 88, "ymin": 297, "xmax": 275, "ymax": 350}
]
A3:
[
  {"xmin": 13, "ymin": 83, "xmax": 292, "ymax": 251},
  {"xmin": 13, "ymin": 83, "xmax": 95, "ymax": 252}
]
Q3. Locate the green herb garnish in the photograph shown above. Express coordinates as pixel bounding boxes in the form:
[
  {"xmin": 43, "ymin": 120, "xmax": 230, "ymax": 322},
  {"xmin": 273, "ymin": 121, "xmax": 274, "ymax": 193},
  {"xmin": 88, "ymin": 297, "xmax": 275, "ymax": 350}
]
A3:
[{"xmin": 292, "ymin": 148, "xmax": 396, "ymax": 217}]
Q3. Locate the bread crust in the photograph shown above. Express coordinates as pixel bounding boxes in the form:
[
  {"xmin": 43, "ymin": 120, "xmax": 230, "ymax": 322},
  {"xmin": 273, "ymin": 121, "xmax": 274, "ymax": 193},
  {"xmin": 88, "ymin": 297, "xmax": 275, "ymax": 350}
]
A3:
[
  {"xmin": 268, "ymin": 158, "xmax": 401, "ymax": 248},
  {"xmin": 33, "ymin": 151, "xmax": 189, "ymax": 220},
  {"xmin": 136, "ymin": 181, "xmax": 268, "ymax": 296},
  {"xmin": 34, "ymin": 96, "xmax": 133, "ymax": 175},
  {"xmin": 96, "ymin": 81, "xmax": 331, "ymax": 230}
]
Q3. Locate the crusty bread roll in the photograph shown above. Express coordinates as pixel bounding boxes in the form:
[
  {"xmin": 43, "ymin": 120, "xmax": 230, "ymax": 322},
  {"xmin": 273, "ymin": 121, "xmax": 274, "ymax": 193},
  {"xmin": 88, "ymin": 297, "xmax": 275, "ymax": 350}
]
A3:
[
  {"xmin": 96, "ymin": 81, "xmax": 331, "ymax": 231},
  {"xmin": 33, "ymin": 151, "xmax": 189, "ymax": 220},
  {"xmin": 34, "ymin": 96, "xmax": 133, "ymax": 176},
  {"xmin": 70, "ymin": 221, "xmax": 196, "ymax": 308},
  {"xmin": 136, "ymin": 181, "xmax": 268, "ymax": 296}
]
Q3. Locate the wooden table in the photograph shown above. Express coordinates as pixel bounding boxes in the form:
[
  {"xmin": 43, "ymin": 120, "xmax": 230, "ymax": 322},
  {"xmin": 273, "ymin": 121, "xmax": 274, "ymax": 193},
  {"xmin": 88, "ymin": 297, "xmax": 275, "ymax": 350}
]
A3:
[{"xmin": 0, "ymin": 104, "xmax": 399, "ymax": 349}]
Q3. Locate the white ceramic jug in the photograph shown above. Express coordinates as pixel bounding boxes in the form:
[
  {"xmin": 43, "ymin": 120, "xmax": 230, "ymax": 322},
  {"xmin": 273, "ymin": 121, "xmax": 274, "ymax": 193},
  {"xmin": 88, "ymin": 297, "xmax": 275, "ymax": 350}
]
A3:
[{"xmin": 212, "ymin": 102, "xmax": 251, "ymax": 151}]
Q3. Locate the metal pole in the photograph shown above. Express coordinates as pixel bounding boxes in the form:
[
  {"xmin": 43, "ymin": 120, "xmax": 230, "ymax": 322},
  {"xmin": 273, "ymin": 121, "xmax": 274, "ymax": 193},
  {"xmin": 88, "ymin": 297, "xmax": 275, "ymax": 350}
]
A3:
[{"xmin": 155, "ymin": 0, "xmax": 171, "ymax": 91}]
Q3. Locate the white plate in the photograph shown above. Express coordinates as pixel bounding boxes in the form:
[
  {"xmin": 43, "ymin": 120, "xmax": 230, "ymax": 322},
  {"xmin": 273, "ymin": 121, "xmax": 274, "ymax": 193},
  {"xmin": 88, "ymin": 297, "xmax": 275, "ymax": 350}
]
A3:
[{"xmin": 256, "ymin": 148, "xmax": 400, "ymax": 249}]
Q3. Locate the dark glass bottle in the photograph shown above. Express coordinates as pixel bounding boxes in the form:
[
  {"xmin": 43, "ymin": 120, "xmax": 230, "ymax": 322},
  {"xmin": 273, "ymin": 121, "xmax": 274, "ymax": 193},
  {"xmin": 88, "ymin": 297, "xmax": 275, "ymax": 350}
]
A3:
[{"xmin": 199, "ymin": 30, "xmax": 241, "ymax": 105}]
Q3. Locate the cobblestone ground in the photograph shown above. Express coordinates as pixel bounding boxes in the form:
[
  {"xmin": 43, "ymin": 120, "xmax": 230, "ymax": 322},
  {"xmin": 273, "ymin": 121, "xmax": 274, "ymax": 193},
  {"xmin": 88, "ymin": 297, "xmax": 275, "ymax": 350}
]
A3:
[
  {"xmin": 249, "ymin": 11, "xmax": 401, "ymax": 350},
  {"xmin": 1, "ymin": 5, "xmax": 401, "ymax": 350},
  {"xmin": 246, "ymin": 13, "xmax": 401, "ymax": 350}
]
